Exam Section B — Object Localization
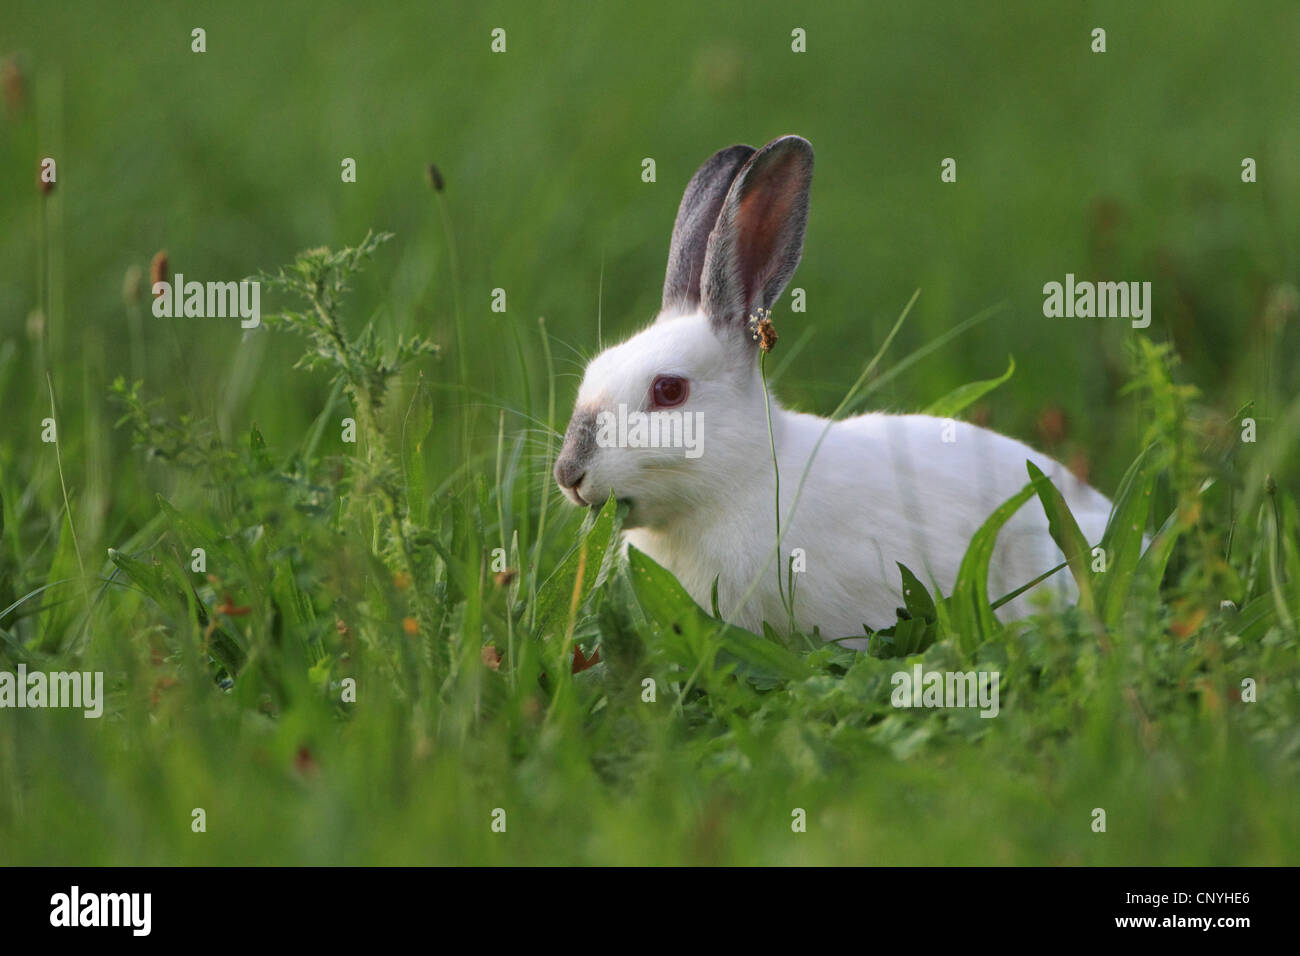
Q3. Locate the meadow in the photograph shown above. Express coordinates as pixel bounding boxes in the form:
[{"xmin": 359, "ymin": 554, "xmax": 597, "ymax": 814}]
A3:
[{"xmin": 1, "ymin": 0, "xmax": 1298, "ymax": 864}]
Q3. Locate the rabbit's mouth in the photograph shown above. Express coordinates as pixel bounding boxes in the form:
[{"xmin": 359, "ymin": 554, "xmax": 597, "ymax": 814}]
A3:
[{"xmin": 562, "ymin": 485, "xmax": 592, "ymax": 508}]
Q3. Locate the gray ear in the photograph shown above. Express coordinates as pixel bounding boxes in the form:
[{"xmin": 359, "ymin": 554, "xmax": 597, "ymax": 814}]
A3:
[
  {"xmin": 699, "ymin": 135, "xmax": 813, "ymax": 337},
  {"xmin": 661, "ymin": 144, "xmax": 756, "ymax": 315}
]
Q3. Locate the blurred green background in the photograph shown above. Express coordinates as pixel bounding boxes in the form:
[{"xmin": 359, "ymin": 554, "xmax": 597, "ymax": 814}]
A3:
[
  {"xmin": 1, "ymin": 0, "xmax": 1298, "ymax": 865},
  {"xmin": 4, "ymin": 0, "xmax": 1297, "ymax": 491}
]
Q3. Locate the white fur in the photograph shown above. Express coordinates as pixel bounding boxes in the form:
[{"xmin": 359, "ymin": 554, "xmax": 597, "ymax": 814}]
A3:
[{"xmin": 565, "ymin": 310, "xmax": 1114, "ymax": 647}]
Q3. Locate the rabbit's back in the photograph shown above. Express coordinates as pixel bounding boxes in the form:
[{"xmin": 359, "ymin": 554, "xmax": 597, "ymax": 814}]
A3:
[{"xmin": 628, "ymin": 409, "xmax": 1114, "ymax": 644}]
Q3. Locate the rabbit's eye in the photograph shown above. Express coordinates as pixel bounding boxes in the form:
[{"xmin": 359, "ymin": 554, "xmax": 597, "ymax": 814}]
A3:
[{"xmin": 651, "ymin": 375, "xmax": 688, "ymax": 408}]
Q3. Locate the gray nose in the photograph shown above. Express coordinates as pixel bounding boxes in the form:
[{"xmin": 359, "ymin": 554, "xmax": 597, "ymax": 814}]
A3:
[
  {"xmin": 555, "ymin": 408, "xmax": 597, "ymax": 490},
  {"xmin": 554, "ymin": 455, "xmax": 585, "ymax": 490}
]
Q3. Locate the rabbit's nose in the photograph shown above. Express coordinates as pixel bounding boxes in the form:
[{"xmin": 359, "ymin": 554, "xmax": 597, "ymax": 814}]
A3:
[
  {"xmin": 554, "ymin": 456, "xmax": 586, "ymax": 491},
  {"xmin": 556, "ymin": 407, "xmax": 597, "ymax": 492}
]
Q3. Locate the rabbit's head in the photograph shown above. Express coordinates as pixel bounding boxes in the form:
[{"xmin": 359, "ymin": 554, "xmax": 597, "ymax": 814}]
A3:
[{"xmin": 555, "ymin": 136, "xmax": 814, "ymax": 528}]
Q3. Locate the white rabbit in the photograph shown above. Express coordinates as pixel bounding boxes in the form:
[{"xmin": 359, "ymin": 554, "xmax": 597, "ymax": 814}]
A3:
[{"xmin": 555, "ymin": 135, "xmax": 1115, "ymax": 647}]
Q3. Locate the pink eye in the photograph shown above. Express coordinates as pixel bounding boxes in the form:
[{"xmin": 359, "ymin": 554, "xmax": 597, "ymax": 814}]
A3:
[{"xmin": 651, "ymin": 375, "xmax": 688, "ymax": 408}]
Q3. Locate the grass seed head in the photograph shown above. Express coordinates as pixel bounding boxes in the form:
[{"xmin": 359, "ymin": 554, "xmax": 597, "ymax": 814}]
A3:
[
  {"xmin": 150, "ymin": 250, "xmax": 169, "ymax": 294},
  {"xmin": 2, "ymin": 57, "xmax": 23, "ymax": 115},
  {"xmin": 746, "ymin": 308, "xmax": 777, "ymax": 353},
  {"xmin": 122, "ymin": 264, "xmax": 143, "ymax": 306},
  {"xmin": 426, "ymin": 162, "xmax": 445, "ymax": 192}
]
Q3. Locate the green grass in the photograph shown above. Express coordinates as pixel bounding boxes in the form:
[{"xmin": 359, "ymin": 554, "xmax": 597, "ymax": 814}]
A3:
[{"xmin": 1, "ymin": 0, "xmax": 1298, "ymax": 865}]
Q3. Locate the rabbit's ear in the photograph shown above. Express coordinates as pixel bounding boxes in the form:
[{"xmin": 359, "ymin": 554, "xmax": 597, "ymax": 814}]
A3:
[
  {"xmin": 661, "ymin": 144, "xmax": 756, "ymax": 315},
  {"xmin": 700, "ymin": 135, "xmax": 813, "ymax": 337}
]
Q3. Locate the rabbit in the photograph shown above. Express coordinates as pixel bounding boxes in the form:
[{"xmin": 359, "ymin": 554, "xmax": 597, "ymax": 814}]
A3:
[{"xmin": 554, "ymin": 135, "xmax": 1116, "ymax": 648}]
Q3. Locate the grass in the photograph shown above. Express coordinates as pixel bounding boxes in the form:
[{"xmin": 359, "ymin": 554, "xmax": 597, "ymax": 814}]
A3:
[{"xmin": 1, "ymin": 0, "xmax": 1298, "ymax": 865}]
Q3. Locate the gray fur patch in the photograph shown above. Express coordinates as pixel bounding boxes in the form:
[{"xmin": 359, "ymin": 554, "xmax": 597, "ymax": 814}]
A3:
[
  {"xmin": 700, "ymin": 135, "xmax": 814, "ymax": 342},
  {"xmin": 661, "ymin": 144, "xmax": 756, "ymax": 315},
  {"xmin": 554, "ymin": 407, "xmax": 599, "ymax": 488}
]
